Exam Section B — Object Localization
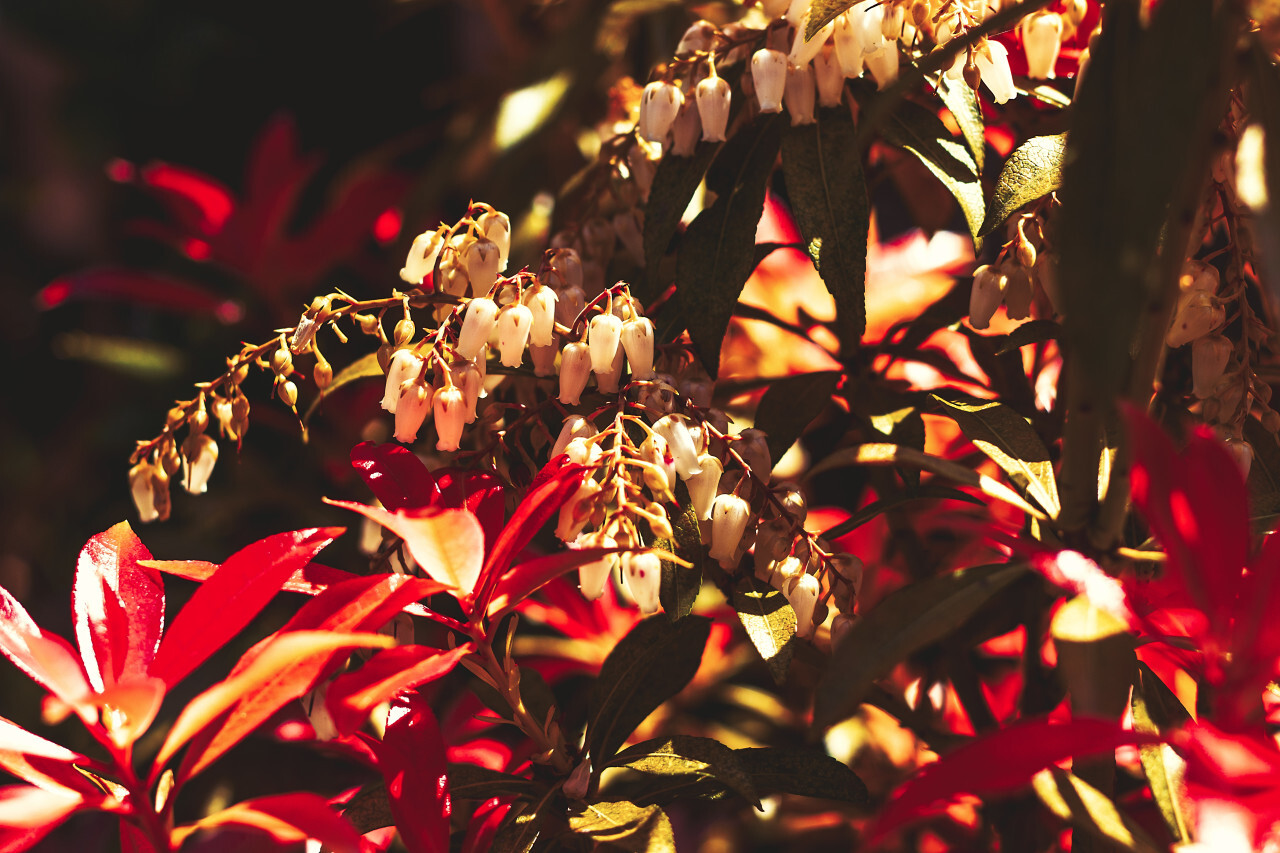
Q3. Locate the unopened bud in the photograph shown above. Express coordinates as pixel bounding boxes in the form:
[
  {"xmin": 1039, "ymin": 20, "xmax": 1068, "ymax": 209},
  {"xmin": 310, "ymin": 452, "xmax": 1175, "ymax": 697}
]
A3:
[
  {"xmin": 696, "ymin": 72, "xmax": 732, "ymax": 142},
  {"xmin": 556, "ymin": 479, "xmax": 602, "ymax": 542},
  {"xmin": 394, "ymin": 381, "xmax": 433, "ymax": 444},
  {"xmin": 751, "ymin": 49, "xmax": 788, "ymax": 113},
  {"xmin": 552, "ymin": 416, "xmax": 598, "ymax": 459},
  {"xmin": 278, "ymin": 379, "xmax": 298, "ymax": 408},
  {"xmin": 1192, "ymin": 334, "xmax": 1233, "ymax": 399},
  {"xmin": 639, "ymin": 433, "xmax": 676, "ymax": 501}
]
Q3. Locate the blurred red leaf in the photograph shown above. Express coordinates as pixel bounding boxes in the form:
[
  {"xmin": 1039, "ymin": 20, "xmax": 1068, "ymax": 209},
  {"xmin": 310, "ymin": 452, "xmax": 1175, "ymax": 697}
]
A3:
[
  {"xmin": 326, "ymin": 644, "xmax": 472, "ymax": 737},
  {"xmin": 155, "ymin": 630, "xmax": 394, "ymax": 780},
  {"xmin": 461, "ymin": 797, "xmax": 509, "ymax": 853},
  {"xmin": 0, "ymin": 786, "xmax": 90, "ymax": 853},
  {"xmin": 148, "ymin": 527, "xmax": 345, "ymax": 688},
  {"xmin": 350, "ymin": 442, "xmax": 440, "ymax": 511},
  {"xmin": 171, "ymin": 791, "xmax": 363, "ymax": 853},
  {"xmin": 487, "ymin": 547, "xmax": 624, "ymax": 623},
  {"xmin": 35, "ymin": 268, "xmax": 242, "ymax": 322},
  {"xmin": 376, "ymin": 695, "xmax": 450, "ymax": 853},
  {"xmin": 280, "ymin": 574, "xmax": 448, "ymax": 637},
  {"xmin": 433, "ymin": 468, "xmax": 505, "ymax": 546},
  {"xmin": 867, "ymin": 717, "xmax": 1158, "ymax": 843},
  {"xmin": 139, "ymin": 162, "xmax": 234, "ymax": 236},
  {"xmin": 324, "ymin": 502, "xmax": 483, "ymax": 594},
  {"xmin": 72, "ymin": 522, "xmax": 164, "ymax": 693}
]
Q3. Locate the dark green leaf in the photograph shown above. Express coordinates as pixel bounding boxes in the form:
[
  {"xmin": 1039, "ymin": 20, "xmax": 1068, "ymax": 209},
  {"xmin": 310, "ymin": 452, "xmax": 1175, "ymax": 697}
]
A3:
[
  {"xmin": 993, "ymin": 319, "xmax": 1063, "ymax": 355},
  {"xmin": 676, "ymin": 115, "xmax": 785, "ymax": 378},
  {"xmin": 640, "ymin": 143, "xmax": 720, "ymax": 303},
  {"xmin": 731, "ymin": 574, "xmax": 796, "ymax": 685},
  {"xmin": 814, "ymin": 563, "xmax": 1028, "ymax": 729},
  {"xmin": 565, "ymin": 801, "xmax": 674, "ymax": 852},
  {"xmin": 819, "ymin": 485, "xmax": 984, "ymax": 541},
  {"xmin": 780, "ymin": 108, "xmax": 870, "ymax": 349},
  {"xmin": 1245, "ymin": 415, "xmax": 1280, "ymax": 510},
  {"xmin": 447, "ymin": 764, "xmax": 538, "ymax": 801},
  {"xmin": 931, "ymin": 392, "xmax": 1061, "ymax": 518},
  {"xmin": 936, "ymin": 77, "xmax": 985, "ymax": 173},
  {"xmin": 608, "ymin": 770, "xmax": 726, "ymax": 807},
  {"xmin": 805, "ymin": 0, "xmax": 859, "ymax": 39},
  {"xmin": 658, "ymin": 482, "xmax": 703, "ymax": 620},
  {"xmin": 1132, "ymin": 662, "xmax": 1193, "ymax": 845},
  {"xmin": 980, "ymin": 133, "xmax": 1066, "ymax": 236},
  {"xmin": 490, "ymin": 794, "xmax": 549, "ymax": 853},
  {"xmin": 879, "ymin": 99, "xmax": 984, "ymax": 248},
  {"xmin": 754, "ymin": 370, "xmax": 841, "ymax": 466},
  {"xmin": 341, "ymin": 782, "xmax": 393, "ymax": 833},
  {"xmin": 1032, "ymin": 766, "xmax": 1164, "ymax": 852},
  {"xmin": 586, "ymin": 615, "xmax": 712, "ymax": 765},
  {"xmin": 868, "ymin": 405, "xmax": 925, "ymax": 487},
  {"xmin": 608, "ymin": 735, "xmax": 760, "ymax": 807},
  {"xmin": 735, "ymin": 747, "xmax": 870, "ymax": 804}
]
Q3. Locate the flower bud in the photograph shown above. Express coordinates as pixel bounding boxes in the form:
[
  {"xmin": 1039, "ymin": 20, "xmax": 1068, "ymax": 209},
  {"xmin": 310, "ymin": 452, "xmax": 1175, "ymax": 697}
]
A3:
[
  {"xmin": 496, "ymin": 303, "xmax": 533, "ymax": 368},
  {"xmin": 181, "ymin": 434, "xmax": 218, "ymax": 494},
  {"xmin": 1021, "ymin": 12, "xmax": 1062, "ymax": 80},
  {"xmin": 814, "ymin": 50, "xmax": 845, "ymax": 107},
  {"xmin": 696, "ymin": 73, "xmax": 732, "ymax": 142},
  {"xmin": 556, "ymin": 479, "xmax": 601, "ymax": 542},
  {"xmin": 457, "ymin": 297, "xmax": 499, "ymax": 360},
  {"xmin": 621, "ymin": 317, "xmax": 656, "ymax": 380},
  {"xmin": 975, "ymin": 40, "xmax": 1017, "ymax": 104},
  {"xmin": 588, "ymin": 313, "xmax": 623, "ymax": 374},
  {"xmin": 736, "ymin": 429, "xmax": 772, "ymax": 482},
  {"xmin": 969, "ymin": 265, "xmax": 1002, "ymax": 330},
  {"xmin": 129, "ymin": 461, "xmax": 160, "ymax": 521},
  {"xmin": 709, "ymin": 494, "xmax": 752, "ymax": 567},
  {"xmin": 751, "ymin": 49, "xmax": 788, "ymax": 113},
  {"xmin": 559, "ymin": 342, "xmax": 592, "ymax": 405},
  {"xmin": 1179, "ymin": 260, "xmax": 1221, "ymax": 295},
  {"xmin": 278, "ymin": 379, "xmax": 298, "ymax": 408},
  {"xmin": 1166, "ymin": 291, "xmax": 1225, "ymax": 347},
  {"xmin": 653, "ymin": 415, "xmax": 703, "ymax": 479},
  {"xmin": 784, "ymin": 573, "xmax": 820, "ymax": 636},
  {"xmin": 433, "ymin": 385, "xmax": 467, "ymax": 452},
  {"xmin": 669, "ymin": 101, "xmax": 702, "ymax": 157},
  {"xmin": 1193, "ymin": 334, "xmax": 1233, "ymax": 399},
  {"xmin": 476, "ymin": 209, "xmax": 511, "ymax": 272},
  {"xmin": 639, "ymin": 81, "xmax": 684, "ymax": 143},
  {"xmin": 785, "ymin": 63, "xmax": 817, "ymax": 126},
  {"xmin": 394, "ymin": 381, "xmax": 433, "ymax": 444},
  {"xmin": 623, "ymin": 552, "xmax": 662, "ymax": 615},
  {"xmin": 576, "ymin": 532, "xmax": 618, "ymax": 601},
  {"xmin": 834, "ymin": 12, "xmax": 864, "ymax": 77},
  {"xmin": 565, "ymin": 437, "xmax": 603, "ymax": 467},
  {"xmin": 400, "ymin": 228, "xmax": 445, "ymax": 285},
  {"xmin": 464, "ymin": 237, "xmax": 502, "ymax": 292},
  {"xmin": 552, "ymin": 416, "xmax": 598, "ymax": 459}
]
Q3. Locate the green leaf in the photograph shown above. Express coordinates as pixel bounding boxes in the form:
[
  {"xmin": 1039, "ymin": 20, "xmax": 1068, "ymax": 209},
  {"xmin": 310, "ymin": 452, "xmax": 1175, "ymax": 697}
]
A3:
[
  {"xmin": 447, "ymin": 764, "xmax": 537, "ymax": 801},
  {"xmin": 609, "ymin": 735, "xmax": 760, "ymax": 808},
  {"xmin": 868, "ymin": 404, "xmax": 925, "ymax": 487},
  {"xmin": 753, "ymin": 370, "xmax": 841, "ymax": 466},
  {"xmin": 340, "ymin": 782, "xmax": 393, "ymax": 833},
  {"xmin": 931, "ymin": 392, "xmax": 1061, "ymax": 518},
  {"xmin": 1131, "ymin": 662, "xmax": 1193, "ymax": 845},
  {"xmin": 735, "ymin": 747, "xmax": 870, "ymax": 804},
  {"xmin": 980, "ymin": 133, "xmax": 1066, "ymax": 237},
  {"xmin": 490, "ymin": 793, "xmax": 551, "ymax": 853},
  {"xmin": 731, "ymin": 574, "xmax": 796, "ymax": 685},
  {"xmin": 586, "ymin": 615, "xmax": 712, "ymax": 765},
  {"xmin": 658, "ymin": 482, "xmax": 703, "ymax": 621},
  {"xmin": 813, "ymin": 563, "xmax": 1028, "ymax": 729},
  {"xmin": 818, "ymin": 485, "xmax": 984, "ymax": 541},
  {"xmin": 879, "ymin": 99, "xmax": 984, "ymax": 249},
  {"xmin": 993, "ymin": 319, "xmax": 1062, "ymax": 355},
  {"xmin": 675, "ymin": 115, "xmax": 785, "ymax": 378},
  {"xmin": 640, "ymin": 143, "xmax": 720, "ymax": 304},
  {"xmin": 780, "ymin": 108, "xmax": 870, "ymax": 349},
  {"xmin": 565, "ymin": 801, "xmax": 674, "ymax": 852},
  {"xmin": 805, "ymin": 0, "xmax": 859, "ymax": 40},
  {"xmin": 1032, "ymin": 767, "xmax": 1163, "ymax": 852},
  {"xmin": 936, "ymin": 77, "xmax": 985, "ymax": 174},
  {"xmin": 303, "ymin": 351, "xmax": 381, "ymax": 424}
]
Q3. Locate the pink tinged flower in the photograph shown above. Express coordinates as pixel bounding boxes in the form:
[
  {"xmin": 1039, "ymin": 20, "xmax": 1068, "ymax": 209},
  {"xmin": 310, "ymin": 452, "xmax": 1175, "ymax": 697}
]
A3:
[
  {"xmin": 1021, "ymin": 12, "xmax": 1063, "ymax": 79},
  {"xmin": 814, "ymin": 50, "xmax": 845, "ymax": 107},
  {"xmin": 463, "ymin": 237, "xmax": 502, "ymax": 292},
  {"xmin": 696, "ymin": 74, "xmax": 732, "ymax": 142},
  {"xmin": 621, "ymin": 317, "xmax": 655, "ymax": 379},
  {"xmin": 456, "ymin": 297, "xmax": 499, "ymax": 360},
  {"xmin": 596, "ymin": 345, "xmax": 626, "ymax": 394},
  {"xmin": 559, "ymin": 342, "xmax": 592, "ymax": 405},
  {"xmin": 785, "ymin": 63, "xmax": 817, "ymax": 126},
  {"xmin": 575, "ymin": 533, "xmax": 618, "ymax": 601},
  {"xmin": 552, "ymin": 416, "xmax": 598, "ymax": 459},
  {"xmin": 496, "ymin": 303, "xmax": 533, "ymax": 368},
  {"xmin": 1166, "ymin": 290, "xmax": 1225, "ymax": 347},
  {"xmin": 556, "ymin": 285, "xmax": 586, "ymax": 327},
  {"xmin": 653, "ymin": 415, "xmax": 703, "ymax": 479},
  {"xmin": 623, "ymin": 552, "xmax": 662, "ymax": 615},
  {"xmin": 382, "ymin": 349, "xmax": 425, "ymax": 413},
  {"xmin": 1003, "ymin": 269, "xmax": 1034, "ymax": 320},
  {"xmin": 685, "ymin": 454, "xmax": 724, "ymax": 520},
  {"xmin": 640, "ymin": 432, "xmax": 677, "ymax": 497},
  {"xmin": 1193, "ymin": 334, "xmax": 1233, "ymax": 399},
  {"xmin": 451, "ymin": 362, "xmax": 483, "ymax": 423},
  {"xmin": 530, "ymin": 342, "xmax": 557, "ymax": 376},
  {"xmin": 564, "ymin": 437, "xmax": 602, "ymax": 466},
  {"xmin": 789, "ymin": 19, "xmax": 834, "ymax": 67},
  {"xmin": 181, "ymin": 434, "xmax": 218, "ymax": 495},
  {"xmin": 613, "ymin": 210, "xmax": 645, "ymax": 265},
  {"xmin": 736, "ymin": 428, "xmax": 772, "ymax": 482},
  {"xmin": 1227, "ymin": 438, "xmax": 1254, "ymax": 478},
  {"xmin": 709, "ymin": 494, "xmax": 752, "ymax": 568},
  {"xmin": 523, "ymin": 284, "xmax": 558, "ymax": 347},
  {"xmin": 865, "ymin": 45, "xmax": 900, "ymax": 90},
  {"xmin": 969, "ymin": 264, "xmax": 1003, "ymax": 330},
  {"xmin": 976, "ymin": 40, "xmax": 1017, "ymax": 105},
  {"xmin": 588, "ymin": 313, "xmax": 623, "ymax": 374},
  {"xmin": 394, "ymin": 381, "xmax": 433, "ymax": 444},
  {"xmin": 1181, "ymin": 259, "xmax": 1221, "ymax": 294},
  {"xmin": 669, "ymin": 101, "xmax": 702, "ymax": 157},
  {"xmin": 556, "ymin": 479, "xmax": 601, "ymax": 542},
  {"xmin": 432, "ymin": 386, "xmax": 466, "ymax": 452},
  {"xmin": 129, "ymin": 461, "xmax": 161, "ymax": 522},
  {"xmin": 784, "ymin": 573, "xmax": 820, "ymax": 636},
  {"xmin": 834, "ymin": 13, "xmax": 865, "ymax": 77},
  {"xmin": 476, "ymin": 209, "xmax": 511, "ymax": 272},
  {"xmin": 400, "ymin": 228, "xmax": 446, "ymax": 285},
  {"xmin": 638, "ymin": 81, "xmax": 685, "ymax": 143},
  {"xmin": 751, "ymin": 49, "xmax": 788, "ymax": 113}
]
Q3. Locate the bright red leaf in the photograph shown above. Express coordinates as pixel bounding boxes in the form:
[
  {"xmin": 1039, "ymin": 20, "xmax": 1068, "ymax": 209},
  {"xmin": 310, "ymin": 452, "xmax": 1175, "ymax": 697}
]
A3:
[
  {"xmin": 0, "ymin": 586, "xmax": 94, "ymax": 719},
  {"xmin": 34, "ymin": 268, "xmax": 242, "ymax": 322},
  {"xmin": 487, "ymin": 547, "xmax": 625, "ymax": 623},
  {"xmin": 432, "ymin": 468, "xmax": 504, "ymax": 546},
  {"xmin": 171, "ymin": 791, "xmax": 363, "ymax": 853},
  {"xmin": 350, "ymin": 442, "xmax": 440, "ymax": 512},
  {"xmin": 376, "ymin": 694, "xmax": 450, "ymax": 853},
  {"xmin": 326, "ymin": 644, "xmax": 472, "ymax": 737},
  {"xmin": 325, "ymin": 502, "xmax": 483, "ymax": 594},
  {"xmin": 0, "ymin": 785, "xmax": 91, "ymax": 853},
  {"xmin": 0, "ymin": 716, "xmax": 102, "ymax": 796}
]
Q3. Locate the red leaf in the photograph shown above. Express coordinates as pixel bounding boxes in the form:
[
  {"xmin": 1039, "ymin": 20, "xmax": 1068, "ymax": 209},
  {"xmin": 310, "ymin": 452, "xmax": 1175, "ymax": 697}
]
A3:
[
  {"xmin": 284, "ymin": 170, "xmax": 408, "ymax": 283},
  {"xmin": 0, "ymin": 786, "xmax": 87, "ymax": 848},
  {"xmin": 148, "ymin": 527, "xmax": 345, "ymax": 688},
  {"xmin": 155, "ymin": 630, "xmax": 395, "ymax": 780},
  {"xmin": 1029, "ymin": 550, "xmax": 1135, "ymax": 629},
  {"xmin": 350, "ymin": 442, "xmax": 440, "ymax": 511},
  {"xmin": 324, "ymin": 502, "xmax": 483, "ymax": 594},
  {"xmin": 0, "ymin": 716, "xmax": 100, "ymax": 796},
  {"xmin": 139, "ymin": 162, "xmax": 235, "ymax": 235},
  {"xmin": 119, "ymin": 822, "xmax": 158, "ymax": 853},
  {"xmin": 433, "ymin": 468, "xmax": 505, "ymax": 545},
  {"xmin": 35, "ymin": 268, "xmax": 241, "ymax": 321},
  {"xmin": 473, "ymin": 460, "xmax": 588, "ymax": 611},
  {"xmin": 375, "ymin": 694, "xmax": 450, "ymax": 853},
  {"xmin": 326, "ymin": 645, "xmax": 472, "ymax": 737},
  {"xmin": 461, "ymin": 798, "xmax": 509, "ymax": 853},
  {"xmin": 867, "ymin": 717, "xmax": 1158, "ymax": 843},
  {"xmin": 172, "ymin": 792, "xmax": 362, "ymax": 853},
  {"xmin": 1172, "ymin": 720, "xmax": 1280, "ymax": 793},
  {"xmin": 281, "ymin": 574, "xmax": 448, "ymax": 636},
  {"xmin": 0, "ymin": 587, "xmax": 94, "ymax": 716},
  {"xmin": 72, "ymin": 522, "xmax": 164, "ymax": 692},
  {"xmin": 486, "ymin": 547, "xmax": 624, "ymax": 623}
]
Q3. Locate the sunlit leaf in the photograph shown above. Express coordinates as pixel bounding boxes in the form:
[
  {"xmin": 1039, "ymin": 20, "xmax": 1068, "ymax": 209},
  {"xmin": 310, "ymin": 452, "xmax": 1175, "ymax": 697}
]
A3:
[
  {"xmin": 324, "ymin": 501, "xmax": 483, "ymax": 593},
  {"xmin": 979, "ymin": 134, "xmax": 1066, "ymax": 236},
  {"xmin": 0, "ymin": 588, "xmax": 94, "ymax": 715},
  {"xmin": 735, "ymin": 747, "xmax": 869, "ymax": 804},
  {"xmin": 819, "ymin": 485, "xmax": 984, "ymax": 541},
  {"xmin": 0, "ymin": 716, "xmax": 99, "ymax": 796},
  {"xmin": 936, "ymin": 77, "xmax": 985, "ymax": 173},
  {"xmin": 326, "ymin": 644, "xmax": 473, "ymax": 737},
  {"xmin": 376, "ymin": 695, "xmax": 450, "ymax": 853},
  {"xmin": 565, "ymin": 801, "xmax": 673, "ymax": 852},
  {"xmin": 640, "ymin": 143, "xmax": 719, "ymax": 304},
  {"xmin": 170, "ymin": 792, "xmax": 362, "ymax": 853},
  {"xmin": 731, "ymin": 575, "xmax": 796, "ymax": 686},
  {"xmin": 658, "ymin": 484, "xmax": 703, "ymax": 621},
  {"xmin": 349, "ymin": 442, "xmax": 441, "ymax": 511},
  {"xmin": 1131, "ymin": 662, "xmax": 1193, "ymax": 844},
  {"xmin": 1032, "ymin": 766, "xmax": 1163, "ymax": 852},
  {"xmin": 609, "ymin": 735, "xmax": 760, "ymax": 808},
  {"xmin": 753, "ymin": 371, "xmax": 841, "ymax": 467}
]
